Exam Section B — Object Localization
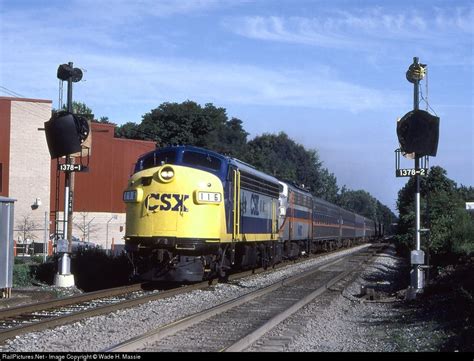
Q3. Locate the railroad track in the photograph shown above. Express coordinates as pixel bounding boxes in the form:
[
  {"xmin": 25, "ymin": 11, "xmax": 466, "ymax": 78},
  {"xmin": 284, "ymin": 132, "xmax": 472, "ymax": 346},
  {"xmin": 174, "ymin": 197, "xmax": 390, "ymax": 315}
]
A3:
[
  {"xmin": 0, "ymin": 281, "xmax": 211, "ymax": 344},
  {"xmin": 0, "ymin": 257, "xmax": 317, "ymax": 346},
  {"xmin": 105, "ymin": 244, "xmax": 383, "ymax": 352},
  {"xmin": 0, "ymin": 243, "xmax": 383, "ymax": 347}
]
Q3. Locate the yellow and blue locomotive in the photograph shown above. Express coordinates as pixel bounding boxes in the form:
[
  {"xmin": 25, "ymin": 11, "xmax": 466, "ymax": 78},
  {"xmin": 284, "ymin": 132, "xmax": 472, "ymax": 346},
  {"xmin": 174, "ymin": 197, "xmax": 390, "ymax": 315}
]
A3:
[{"xmin": 123, "ymin": 146, "xmax": 280, "ymax": 281}]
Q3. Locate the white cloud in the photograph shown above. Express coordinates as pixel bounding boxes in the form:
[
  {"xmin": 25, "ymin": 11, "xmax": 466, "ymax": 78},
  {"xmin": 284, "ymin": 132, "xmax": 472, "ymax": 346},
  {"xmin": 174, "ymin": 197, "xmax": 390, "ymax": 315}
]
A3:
[
  {"xmin": 17, "ymin": 50, "xmax": 401, "ymax": 112},
  {"xmin": 1, "ymin": 47, "xmax": 404, "ymax": 122},
  {"xmin": 6, "ymin": 2, "xmax": 468, "ymax": 124},
  {"xmin": 70, "ymin": 55, "xmax": 402, "ymax": 119},
  {"xmin": 0, "ymin": 1, "xmax": 404, "ymax": 123},
  {"xmin": 225, "ymin": 15, "xmax": 358, "ymax": 49},
  {"xmin": 223, "ymin": 6, "xmax": 473, "ymax": 50}
]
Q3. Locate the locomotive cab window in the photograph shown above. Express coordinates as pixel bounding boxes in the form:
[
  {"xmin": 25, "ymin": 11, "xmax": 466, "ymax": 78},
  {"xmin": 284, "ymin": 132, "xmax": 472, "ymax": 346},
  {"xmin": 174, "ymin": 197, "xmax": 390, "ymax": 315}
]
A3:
[
  {"xmin": 135, "ymin": 151, "xmax": 177, "ymax": 173},
  {"xmin": 183, "ymin": 151, "xmax": 222, "ymax": 172}
]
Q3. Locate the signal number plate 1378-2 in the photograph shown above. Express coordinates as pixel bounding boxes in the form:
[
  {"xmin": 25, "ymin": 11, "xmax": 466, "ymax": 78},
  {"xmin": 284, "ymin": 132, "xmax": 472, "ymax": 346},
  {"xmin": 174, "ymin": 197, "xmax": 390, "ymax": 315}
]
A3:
[{"xmin": 396, "ymin": 168, "xmax": 428, "ymax": 177}]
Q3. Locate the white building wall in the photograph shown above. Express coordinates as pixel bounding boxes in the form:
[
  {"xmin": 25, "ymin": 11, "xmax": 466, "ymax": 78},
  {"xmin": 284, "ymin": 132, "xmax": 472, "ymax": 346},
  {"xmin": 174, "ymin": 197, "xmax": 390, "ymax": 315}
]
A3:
[
  {"xmin": 9, "ymin": 100, "xmax": 51, "ymax": 245},
  {"xmin": 64, "ymin": 211, "xmax": 126, "ymax": 250}
]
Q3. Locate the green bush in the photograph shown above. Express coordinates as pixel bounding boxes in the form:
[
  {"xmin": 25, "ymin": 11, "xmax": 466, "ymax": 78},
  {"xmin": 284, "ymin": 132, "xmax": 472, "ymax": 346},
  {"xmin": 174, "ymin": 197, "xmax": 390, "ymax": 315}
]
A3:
[
  {"xmin": 30, "ymin": 255, "xmax": 46, "ymax": 264},
  {"xmin": 394, "ymin": 233, "xmax": 411, "ymax": 258},
  {"xmin": 452, "ymin": 209, "xmax": 474, "ymax": 255},
  {"xmin": 14, "ymin": 257, "xmax": 27, "ymax": 265},
  {"xmin": 396, "ymin": 167, "xmax": 474, "ymax": 263},
  {"xmin": 12, "ymin": 250, "xmax": 134, "ymax": 291},
  {"xmin": 71, "ymin": 248, "xmax": 133, "ymax": 292},
  {"xmin": 13, "ymin": 264, "xmax": 34, "ymax": 287},
  {"xmin": 33, "ymin": 260, "xmax": 57, "ymax": 285}
]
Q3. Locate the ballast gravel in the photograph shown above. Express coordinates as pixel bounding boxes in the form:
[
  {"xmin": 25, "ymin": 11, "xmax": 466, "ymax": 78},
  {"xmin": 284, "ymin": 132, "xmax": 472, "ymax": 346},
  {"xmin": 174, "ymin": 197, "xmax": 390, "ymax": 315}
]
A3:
[
  {"xmin": 247, "ymin": 243, "xmax": 407, "ymax": 352},
  {"xmin": 0, "ymin": 244, "xmax": 406, "ymax": 353}
]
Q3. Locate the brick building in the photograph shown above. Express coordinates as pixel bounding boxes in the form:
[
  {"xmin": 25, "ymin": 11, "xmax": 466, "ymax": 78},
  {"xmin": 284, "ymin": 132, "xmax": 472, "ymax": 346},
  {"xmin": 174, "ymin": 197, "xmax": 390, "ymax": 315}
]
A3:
[
  {"xmin": 0, "ymin": 97, "xmax": 52, "ymax": 249},
  {"xmin": 0, "ymin": 96, "xmax": 155, "ymax": 252},
  {"xmin": 51, "ymin": 122, "xmax": 155, "ymax": 249}
]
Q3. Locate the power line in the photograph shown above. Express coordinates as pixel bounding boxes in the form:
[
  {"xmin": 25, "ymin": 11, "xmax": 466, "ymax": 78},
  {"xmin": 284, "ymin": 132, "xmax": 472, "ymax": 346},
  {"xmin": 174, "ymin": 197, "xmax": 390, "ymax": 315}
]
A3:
[
  {"xmin": 0, "ymin": 85, "xmax": 51, "ymax": 107},
  {"xmin": 1, "ymin": 100, "xmax": 50, "ymax": 122},
  {"xmin": 0, "ymin": 85, "xmax": 52, "ymax": 121}
]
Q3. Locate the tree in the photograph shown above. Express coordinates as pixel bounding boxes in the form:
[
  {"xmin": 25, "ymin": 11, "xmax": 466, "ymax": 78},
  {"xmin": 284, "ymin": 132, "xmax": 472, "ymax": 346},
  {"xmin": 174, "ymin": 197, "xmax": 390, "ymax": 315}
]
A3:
[
  {"xmin": 57, "ymin": 101, "xmax": 93, "ymax": 119},
  {"xmin": 318, "ymin": 168, "xmax": 339, "ymax": 203},
  {"xmin": 122, "ymin": 101, "xmax": 248, "ymax": 157},
  {"xmin": 337, "ymin": 188, "xmax": 377, "ymax": 220},
  {"xmin": 375, "ymin": 200, "xmax": 397, "ymax": 235},
  {"xmin": 245, "ymin": 132, "xmax": 298, "ymax": 180},
  {"xmin": 337, "ymin": 187, "xmax": 397, "ymax": 234},
  {"xmin": 15, "ymin": 215, "xmax": 40, "ymax": 254},
  {"xmin": 115, "ymin": 121, "xmax": 145, "ymax": 140},
  {"xmin": 244, "ymin": 132, "xmax": 339, "ymax": 202},
  {"xmin": 139, "ymin": 101, "xmax": 216, "ymax": 146},
  {"xmin": 97, "ymin": 116, "xmax": 111, "ymax": 124},
  {"xmin": 54, "ymin": 101, "xmax": 114, "ymax": 124},
  {"xmin": 73, "ymin": 212, "xmax": 99, "ymax": 242},
  {"xmin": 16, "ymin": 214, "xmax": 39, "ymax": 240},
  {"xmin": 396, "ymin": 166, "xmax": 474, "ymax": 260},
  {"xmin": 451, "ymin": 207, "xmax": 474, "ymax": 255},
  {"xmin": 458, "ymin": 185, "xmax": 474, "ymax": 203},
  {"xmin": 209, "ymin": 117, "xmax": 248, "ymax": 159}
]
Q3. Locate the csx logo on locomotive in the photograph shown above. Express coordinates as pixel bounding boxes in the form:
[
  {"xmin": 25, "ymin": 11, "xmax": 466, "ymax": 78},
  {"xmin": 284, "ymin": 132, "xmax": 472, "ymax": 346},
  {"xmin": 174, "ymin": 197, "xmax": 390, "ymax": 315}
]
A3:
[{"xmin": 145, "ymin": 193, "xmax": 189, "ymax": 212}]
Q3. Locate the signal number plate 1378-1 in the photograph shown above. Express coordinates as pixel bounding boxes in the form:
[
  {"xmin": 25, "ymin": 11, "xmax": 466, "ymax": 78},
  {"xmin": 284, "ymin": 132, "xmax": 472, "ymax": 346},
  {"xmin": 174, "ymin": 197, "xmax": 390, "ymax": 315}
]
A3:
[{"xmin": 198, "ymin": 192, "xmax": 222, "ymax": 203}]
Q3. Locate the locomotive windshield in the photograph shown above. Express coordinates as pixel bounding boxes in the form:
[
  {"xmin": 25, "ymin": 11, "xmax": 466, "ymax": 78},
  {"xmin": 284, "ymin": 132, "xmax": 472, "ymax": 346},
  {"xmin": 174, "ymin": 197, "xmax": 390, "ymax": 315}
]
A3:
[
  {"xmin": 134, "ymin": 150, "xmax": 177, "ymax": 173},
  {"xmin": 133, "ymin": 147, "xmax": 224, "ymax": 176},
  {"xmin": 182, "ymin": 151, "xmax": 222, "ymax": 172}
]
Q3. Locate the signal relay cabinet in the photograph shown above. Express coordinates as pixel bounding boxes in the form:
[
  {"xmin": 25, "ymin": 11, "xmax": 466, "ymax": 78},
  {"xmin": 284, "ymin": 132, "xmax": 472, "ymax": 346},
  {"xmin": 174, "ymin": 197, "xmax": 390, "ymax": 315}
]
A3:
[{"xmin": 0, "ymin": 196, "xmax": 16, "ymax": 298}]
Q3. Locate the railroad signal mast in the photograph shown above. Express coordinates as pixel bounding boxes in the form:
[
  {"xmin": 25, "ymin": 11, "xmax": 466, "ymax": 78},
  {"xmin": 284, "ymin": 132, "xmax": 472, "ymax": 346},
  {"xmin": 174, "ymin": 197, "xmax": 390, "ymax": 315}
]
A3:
[
  {"xmin": 396, "ymin": 57, "xmax": 440, "ymax": 298},
  {"xmin": 44, "ymin": 62, "xmax": 90, "ymax": 287}
]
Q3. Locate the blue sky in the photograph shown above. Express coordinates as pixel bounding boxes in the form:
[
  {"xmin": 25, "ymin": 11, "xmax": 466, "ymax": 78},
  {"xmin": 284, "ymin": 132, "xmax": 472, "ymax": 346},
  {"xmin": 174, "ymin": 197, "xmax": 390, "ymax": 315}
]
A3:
[{"xmin": 1, "ymin": 0, "xmax": 472, "ymax": 213}]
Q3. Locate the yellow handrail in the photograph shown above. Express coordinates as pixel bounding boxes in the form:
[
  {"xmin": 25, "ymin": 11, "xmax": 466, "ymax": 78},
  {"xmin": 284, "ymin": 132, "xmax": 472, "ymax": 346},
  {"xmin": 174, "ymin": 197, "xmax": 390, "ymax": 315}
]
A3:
[
  {"xmin": 233, "ymin": 169, "xmax": 241, "ymax": 241},
  {"xmin": 271, "ymin": 199, "xmax": 276, "ymax": 240}
]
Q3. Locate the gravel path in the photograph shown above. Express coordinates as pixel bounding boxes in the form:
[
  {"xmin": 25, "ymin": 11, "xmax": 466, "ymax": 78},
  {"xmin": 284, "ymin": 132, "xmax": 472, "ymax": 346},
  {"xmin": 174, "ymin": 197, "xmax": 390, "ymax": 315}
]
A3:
[{"xmin": 0, "ymin": 245, "xmax": 418, "ymax": 352}]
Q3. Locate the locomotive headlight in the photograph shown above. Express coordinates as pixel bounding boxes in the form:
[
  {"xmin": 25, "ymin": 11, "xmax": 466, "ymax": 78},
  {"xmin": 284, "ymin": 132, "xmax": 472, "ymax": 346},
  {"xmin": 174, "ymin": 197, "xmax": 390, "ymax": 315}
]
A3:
[
  {"xmin": 158, "ymin": 166, "xmax": 175, "ymax": 182},
  {"xmin": 162, "ymin": 170, "xmax": 174, "ymax": 178}
]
